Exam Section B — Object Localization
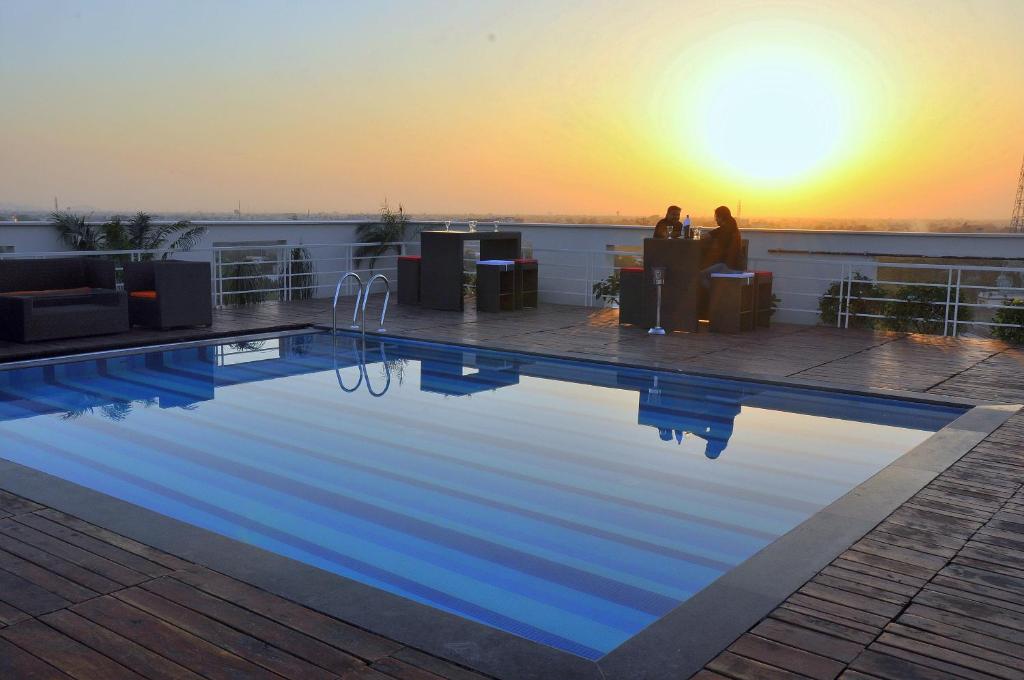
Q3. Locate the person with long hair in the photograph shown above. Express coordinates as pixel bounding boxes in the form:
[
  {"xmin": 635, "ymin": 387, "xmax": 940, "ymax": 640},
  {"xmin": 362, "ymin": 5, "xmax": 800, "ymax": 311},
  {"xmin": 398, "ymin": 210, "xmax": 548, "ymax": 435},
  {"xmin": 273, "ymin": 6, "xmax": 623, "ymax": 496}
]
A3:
[{"xmin": 700, "ymin": 205, "xmax": 743, "ymax": 286}]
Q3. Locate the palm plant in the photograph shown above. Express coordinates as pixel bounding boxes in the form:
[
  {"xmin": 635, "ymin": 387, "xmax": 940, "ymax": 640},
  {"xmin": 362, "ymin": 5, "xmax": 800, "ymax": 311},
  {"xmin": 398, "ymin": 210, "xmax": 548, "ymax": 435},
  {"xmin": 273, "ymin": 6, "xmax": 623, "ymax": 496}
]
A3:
[
  {"xmin": 51, "ymin": 211, "xmax": 205, "ymax": 258},
  {"xmin": 355, "ymin": 200, "xmax": 414, "ymax": 271},
  {"xmin": 101, "ymin": 212, "xmax": 206, "ymax": 259},
  {"xmin": 51, "ymin": 211, "xmax": 102, "ymax": 251}
]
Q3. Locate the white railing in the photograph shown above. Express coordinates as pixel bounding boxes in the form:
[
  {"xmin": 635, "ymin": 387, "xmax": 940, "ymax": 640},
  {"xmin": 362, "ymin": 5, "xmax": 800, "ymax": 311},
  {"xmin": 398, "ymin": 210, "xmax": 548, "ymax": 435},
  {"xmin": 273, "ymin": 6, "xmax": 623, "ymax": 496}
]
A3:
[{"xmin": 2, "ymin": 240, "xmax": 1022, "ymax": 338}]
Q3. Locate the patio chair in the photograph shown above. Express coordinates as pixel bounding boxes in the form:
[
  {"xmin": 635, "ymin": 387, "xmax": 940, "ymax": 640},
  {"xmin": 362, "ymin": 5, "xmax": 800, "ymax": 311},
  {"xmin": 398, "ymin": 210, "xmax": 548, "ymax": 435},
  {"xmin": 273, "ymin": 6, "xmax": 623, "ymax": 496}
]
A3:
[{"xmin": 123, "ymin": 260, "xmax": 213, "ymax": 329}]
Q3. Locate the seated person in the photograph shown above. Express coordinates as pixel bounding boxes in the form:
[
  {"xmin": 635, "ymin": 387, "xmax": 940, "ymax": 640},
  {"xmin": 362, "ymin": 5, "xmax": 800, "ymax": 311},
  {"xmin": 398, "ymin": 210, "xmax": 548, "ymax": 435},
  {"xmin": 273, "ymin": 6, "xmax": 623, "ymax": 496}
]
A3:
[
  {"xmin": 653, "ymin": 205, "xmax": 689, "ymax": 239},
  {"xmin": 700, "ymin": 205, "xmax": 743, "ymax": 287}
]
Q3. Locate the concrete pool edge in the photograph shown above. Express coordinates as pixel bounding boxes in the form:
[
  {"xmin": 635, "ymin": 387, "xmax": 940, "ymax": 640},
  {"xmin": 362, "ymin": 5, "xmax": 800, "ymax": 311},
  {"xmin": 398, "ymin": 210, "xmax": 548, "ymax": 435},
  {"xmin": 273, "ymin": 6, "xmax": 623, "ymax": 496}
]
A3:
[
  {"xmin": 0, "ymin": 330, "xmax": 1017, "ymax": 679},
  {"xmin": 595, "ymin": 402, "xmax": 1020, "ymax": 679}
]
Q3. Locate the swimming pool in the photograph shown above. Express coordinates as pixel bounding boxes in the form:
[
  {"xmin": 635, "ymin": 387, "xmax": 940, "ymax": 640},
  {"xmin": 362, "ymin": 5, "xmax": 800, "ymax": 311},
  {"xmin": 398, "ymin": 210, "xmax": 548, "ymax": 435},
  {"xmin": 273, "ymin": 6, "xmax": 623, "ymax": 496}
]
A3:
[{"xmin": 0, "ymin": 331, "xmax": 967, "ymax": 669}]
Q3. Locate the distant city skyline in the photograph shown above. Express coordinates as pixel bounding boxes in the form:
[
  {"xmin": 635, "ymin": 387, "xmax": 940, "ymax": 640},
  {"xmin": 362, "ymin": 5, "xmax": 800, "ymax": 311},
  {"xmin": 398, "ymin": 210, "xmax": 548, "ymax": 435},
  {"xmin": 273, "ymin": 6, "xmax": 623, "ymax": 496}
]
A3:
[{"xmin": 1, "ymin": 1, "xmax": 1022, "ymax": 220}]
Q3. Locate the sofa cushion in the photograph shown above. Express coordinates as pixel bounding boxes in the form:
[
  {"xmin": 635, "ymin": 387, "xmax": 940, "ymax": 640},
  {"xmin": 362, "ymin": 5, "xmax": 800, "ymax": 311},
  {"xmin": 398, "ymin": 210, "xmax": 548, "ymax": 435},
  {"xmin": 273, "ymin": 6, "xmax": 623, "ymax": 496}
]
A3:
[
  {"xmin": 129, "ymin": 290, "xmax": 158, "ymax": 300},
  {"xmin": 0, "ymin": 287, "xmax": 94, "ymax": 298}
]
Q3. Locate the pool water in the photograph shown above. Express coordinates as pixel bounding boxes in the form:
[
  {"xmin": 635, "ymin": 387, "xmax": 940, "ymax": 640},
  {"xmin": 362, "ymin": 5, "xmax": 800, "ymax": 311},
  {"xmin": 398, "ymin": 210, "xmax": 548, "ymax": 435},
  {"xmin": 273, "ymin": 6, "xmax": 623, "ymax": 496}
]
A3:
[{"xmin": 0, "ymin": 332, "xmax": 962, "ymax": 659}]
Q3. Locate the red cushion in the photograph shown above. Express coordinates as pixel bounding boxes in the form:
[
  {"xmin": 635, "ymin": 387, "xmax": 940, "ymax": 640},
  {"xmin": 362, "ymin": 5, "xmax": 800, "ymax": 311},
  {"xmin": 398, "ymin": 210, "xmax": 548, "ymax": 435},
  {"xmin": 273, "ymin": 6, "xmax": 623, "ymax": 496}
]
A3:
[
  {"xmin": 753, "ymin": 271, "xmax": 773, "ymax": 279},
  {"xmin": 514, "ymin": 258, "xmax": 537, "ymax": 264},
  {"xmin": 130, "ymin": 290, "xmax": 157, "ymax": 300},
  {"xmin": 621, "ymin": 267, "xmax": 643, "ymax": 273},
  {"xmin": 398, "ymin": 255, "xmax": 421, "ymax": 261}
]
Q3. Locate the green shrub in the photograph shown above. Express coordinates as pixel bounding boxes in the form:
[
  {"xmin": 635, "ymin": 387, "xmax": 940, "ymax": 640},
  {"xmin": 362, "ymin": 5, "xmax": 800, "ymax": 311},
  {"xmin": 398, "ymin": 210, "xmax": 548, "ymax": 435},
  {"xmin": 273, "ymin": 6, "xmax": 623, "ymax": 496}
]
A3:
[
  {"xmin": 289, "ymin": 247, "xmax": 315, "ymax": 300},
  {"xmin": 592, "ymin": 271, "xmax": 621, "ymax": 306},
  {"xmin": 222, "ymin": 260, "xmax": 277, "ymax": 306},
  {"xmin": 992, "ymin": 298, "xmax": 1024, "ymax": 344},
  {"xmin": 881, "ymin": 284, "xmax": 972, "ymax": 334},
  {"xmin": 818, "ymin": 273, "xmax": 884, "ymax": 328}
]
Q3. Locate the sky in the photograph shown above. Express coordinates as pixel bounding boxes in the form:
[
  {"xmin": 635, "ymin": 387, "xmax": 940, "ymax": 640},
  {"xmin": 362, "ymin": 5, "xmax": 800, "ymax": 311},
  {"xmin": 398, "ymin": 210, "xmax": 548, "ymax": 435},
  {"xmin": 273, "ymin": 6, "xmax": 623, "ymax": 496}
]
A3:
[{"xmin": 1, "ymin": 0, "xmax": 1023, "ymax": 219}]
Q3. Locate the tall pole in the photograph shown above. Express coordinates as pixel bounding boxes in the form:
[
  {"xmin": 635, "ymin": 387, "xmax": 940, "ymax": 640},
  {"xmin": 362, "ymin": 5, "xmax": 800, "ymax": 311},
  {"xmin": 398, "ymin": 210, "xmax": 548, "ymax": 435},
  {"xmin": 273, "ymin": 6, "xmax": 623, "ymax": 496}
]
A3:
[{"xmin": 1012, "ymin": 153, "xmax": 1024, "ymax": 233}]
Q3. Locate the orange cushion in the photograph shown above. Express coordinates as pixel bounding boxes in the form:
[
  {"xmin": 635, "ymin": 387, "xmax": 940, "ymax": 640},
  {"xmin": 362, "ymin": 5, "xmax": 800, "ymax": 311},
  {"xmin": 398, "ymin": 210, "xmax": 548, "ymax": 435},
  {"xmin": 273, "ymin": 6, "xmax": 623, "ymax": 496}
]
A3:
[
  {"xmin": 130, "ymin": 290, "xmax": 157, "ymax": 300},
  {"xmin": 1, "ymin": 287, "xmax": 93, "ymax": 297}
]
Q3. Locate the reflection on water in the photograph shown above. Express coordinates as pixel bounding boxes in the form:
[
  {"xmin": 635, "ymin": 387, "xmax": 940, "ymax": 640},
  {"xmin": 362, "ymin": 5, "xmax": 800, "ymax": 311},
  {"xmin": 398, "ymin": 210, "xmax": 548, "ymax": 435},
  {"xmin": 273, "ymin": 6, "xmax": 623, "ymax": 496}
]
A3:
[
  {"xmin": 1, "ymin": 332, "xmax": 961, "ymax": 461},
  {"xmin": 0, "ymin": 331, "xmax": 965, "ymax": 658}
]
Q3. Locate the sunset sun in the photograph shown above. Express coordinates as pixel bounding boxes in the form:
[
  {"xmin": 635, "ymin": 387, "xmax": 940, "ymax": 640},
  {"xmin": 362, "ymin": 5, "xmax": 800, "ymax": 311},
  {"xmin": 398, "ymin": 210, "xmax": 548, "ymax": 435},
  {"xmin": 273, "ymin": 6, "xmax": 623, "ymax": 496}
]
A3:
[{"xmin": 692, "ymin": 47, "xmax": 856, "ymax": 186}]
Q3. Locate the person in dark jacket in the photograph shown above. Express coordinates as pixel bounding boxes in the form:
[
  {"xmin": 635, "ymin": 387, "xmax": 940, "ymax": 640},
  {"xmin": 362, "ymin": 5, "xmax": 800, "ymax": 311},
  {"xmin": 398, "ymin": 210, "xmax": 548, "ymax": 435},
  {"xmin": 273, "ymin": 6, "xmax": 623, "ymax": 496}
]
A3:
[
  {"xmin": 700, "ymin": 205, "xmax": 742, "ymax": 287},
  {"xmin": 653, "ymin": 205, "xmax": 688, "ymax": 239}
]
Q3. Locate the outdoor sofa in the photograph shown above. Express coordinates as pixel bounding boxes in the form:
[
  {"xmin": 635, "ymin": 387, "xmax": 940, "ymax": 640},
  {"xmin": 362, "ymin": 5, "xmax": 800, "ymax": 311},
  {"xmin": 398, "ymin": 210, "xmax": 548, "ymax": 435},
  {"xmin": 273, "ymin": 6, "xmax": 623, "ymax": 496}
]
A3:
[
  {"xmin": 123, "ymin": 260, "xmax": 213, "ymax": 329},
  {"xmin": 0, "ymin": 257, "xmax": 129, "ymax": 342}
]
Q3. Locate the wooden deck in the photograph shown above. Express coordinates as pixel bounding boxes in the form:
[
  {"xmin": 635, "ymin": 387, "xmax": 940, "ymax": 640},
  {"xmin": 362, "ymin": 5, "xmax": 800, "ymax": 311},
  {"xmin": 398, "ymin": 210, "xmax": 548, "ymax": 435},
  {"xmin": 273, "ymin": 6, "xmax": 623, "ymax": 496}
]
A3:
[{"xmin": 1, "ymin": 299, "xmax": 1022, "ymax": 679}]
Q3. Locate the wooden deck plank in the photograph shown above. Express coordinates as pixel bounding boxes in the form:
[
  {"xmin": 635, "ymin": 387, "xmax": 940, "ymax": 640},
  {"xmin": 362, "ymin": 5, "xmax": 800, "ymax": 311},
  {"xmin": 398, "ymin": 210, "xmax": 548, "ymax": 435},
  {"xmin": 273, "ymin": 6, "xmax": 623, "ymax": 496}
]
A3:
[
  {"xmin": 0, "ymin": 519, "xmax": 149, "ymax": 587},
  {"xmin": 0, "ymin": 548, "xmax": 98, "ymax": 604},
  {"xmin": 140, "ymin": 576, "xmax": 364, "ymax": 675},
  {"xmin": 41, "ymin": 609, "xmax": 204, "ymax": 680},
  {"xmin": 389, "ymin": 648, "xmax": 495, "ymax": 680},
  {"xmin": 0, "ymin": 569, "xmax": 71, "ymax": 616},
  {"xmin": 0, "ymin": 532, "xmax": 122, "ymax": 594},
  {"xmin": 0, "ymin": 490, "xmax": 43, "ymax": 516},
  {"xmin": 873, "ymin": 632, "xmax": 1024, "ymax": 680},
  {"xmin": 902, "ymin": 603, "xmax": 1024, "ymax": 647},
  {"xmin": 850, "ymin": 647, "xmax": 973, "ymax": 680},
  {"xmin": 768, "ymin": 607, "xmax": 877, "ymax": 645},
  {"xmin": 113, "ymin": 586, "xmax": 342, "ymax": 680},
  {"xmin": 894, "ymin": 614, "xmax": 1024, "ymax": 662},
  {"xmin": 0, "ymin": 637, "xmax": 72, "ymax": 680},
  {"xmin": 727, "ymin": 634, "xmax": 846, "ymax": 680},
  {"xmin": 706, "ymin": 650, "xmax": 809, "ymax": 680},
  {"xmin": 71, "ymin": 596, "xmax": 281, "ymax": 680},
  {"xmin": 0, "ymin": 619, "xmax": 144, "ymax": 680},
  {"xmin": 750, "ymin": 618, "xmax": 865, "ymax": 663},
  {"xmin": 12, "ymin": 514, "xmax": 171, "ymax": 578},
  {"xmin": 797, "ymin": 582, "xmax": 904, "ymax": 619},
  {"xmin": 370, "ymin": 657, "xmax": 452, "ymax": 680},
  {"xmin": 33, "ymin": 509, "xmax": 192, "ymax": 572},
  {"xmin": 172, "ymin": 567, "xmax": 403, "ymax": 661}
]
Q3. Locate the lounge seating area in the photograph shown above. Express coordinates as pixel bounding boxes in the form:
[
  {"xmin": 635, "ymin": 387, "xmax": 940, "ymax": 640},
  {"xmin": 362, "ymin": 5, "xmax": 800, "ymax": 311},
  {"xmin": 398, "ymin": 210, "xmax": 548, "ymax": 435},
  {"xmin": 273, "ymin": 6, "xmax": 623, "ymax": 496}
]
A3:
[
  {"xmin": 0, "ymin": 257, "xmax": 129, "ymax": 343},
  {"xmin": 0, "ymin": 257, "xmax": 212, "ymax": 344},
  {"xmin": 124, "ymin": 260, "xmax": 213, "ymax": 330}
]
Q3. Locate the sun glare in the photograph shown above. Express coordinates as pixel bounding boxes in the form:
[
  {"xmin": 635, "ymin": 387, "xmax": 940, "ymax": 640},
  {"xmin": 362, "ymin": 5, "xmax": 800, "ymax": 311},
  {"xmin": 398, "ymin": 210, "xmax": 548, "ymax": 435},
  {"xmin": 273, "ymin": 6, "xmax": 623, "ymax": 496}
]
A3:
[
  {"xmin": 663, "ymin": 22, "xmax": 877, "ymax": 193},
  {"xmin": 697, "ymin": 50, "xmax": 852, "ymax": 184}
]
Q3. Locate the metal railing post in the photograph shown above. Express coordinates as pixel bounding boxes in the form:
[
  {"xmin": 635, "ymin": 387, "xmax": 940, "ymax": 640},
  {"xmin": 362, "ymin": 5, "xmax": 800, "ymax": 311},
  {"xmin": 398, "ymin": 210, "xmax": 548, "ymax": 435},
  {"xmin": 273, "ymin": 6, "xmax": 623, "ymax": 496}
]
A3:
[
  {"xmin": 836, "ymin": 264, "xmax": 846, "ymax": 328},
  {"xmin": 942, "ymin": 268, "xmax": 954, "ymax": 336},
  {"xmin": 952, "ymin": 269, "xmax": 963, "ymax": 337}
]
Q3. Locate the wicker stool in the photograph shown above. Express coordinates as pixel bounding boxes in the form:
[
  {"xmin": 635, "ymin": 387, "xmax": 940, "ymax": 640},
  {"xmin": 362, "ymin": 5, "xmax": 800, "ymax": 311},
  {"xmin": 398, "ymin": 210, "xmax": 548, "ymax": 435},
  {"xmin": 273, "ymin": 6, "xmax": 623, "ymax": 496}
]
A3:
[
  {"xmin": 709, "ymin": 272, "xmax": 755, "ymax": 333},
  {"xmin": 753, "ymin": 271, "xmax": 773, "ymax": 328},
  {"xmin": 514, "ymin": 258, "xmax": 538, "ymax": 309},
  {"xmin": 618, "ymin": 266, "xmax": 644, "ymax": 325},
  {"xmin": 397, "ymin": 255, "xmax": 422, "ymax": 305},
  {"xmin": 476, "ymin": 260, "xmax": 516, "ymax": 312}
]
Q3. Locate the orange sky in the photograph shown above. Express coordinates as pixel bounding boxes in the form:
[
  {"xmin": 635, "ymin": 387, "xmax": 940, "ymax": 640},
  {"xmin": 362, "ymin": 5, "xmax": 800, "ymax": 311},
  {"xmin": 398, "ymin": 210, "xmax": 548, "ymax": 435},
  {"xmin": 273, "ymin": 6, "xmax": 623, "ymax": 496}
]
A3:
[{"xmin": 1, "ymin": 1, "xmax": 1022, "ymax": 219}]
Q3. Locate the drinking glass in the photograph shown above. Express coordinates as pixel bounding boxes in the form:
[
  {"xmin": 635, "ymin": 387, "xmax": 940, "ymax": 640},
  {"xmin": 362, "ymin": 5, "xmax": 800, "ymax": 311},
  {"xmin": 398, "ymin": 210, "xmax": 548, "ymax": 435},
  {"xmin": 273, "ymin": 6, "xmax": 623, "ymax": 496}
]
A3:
[
  {"xmin": 444, "ymin": 220, "xmax": 452, "ymax": 232},
  {"xmin": 493, "ymin": 220, "xmax": 500, "ymax": 232},
  {"xmin": 468, "ymin": 220, "xmax": 477, "ymax": 233}
]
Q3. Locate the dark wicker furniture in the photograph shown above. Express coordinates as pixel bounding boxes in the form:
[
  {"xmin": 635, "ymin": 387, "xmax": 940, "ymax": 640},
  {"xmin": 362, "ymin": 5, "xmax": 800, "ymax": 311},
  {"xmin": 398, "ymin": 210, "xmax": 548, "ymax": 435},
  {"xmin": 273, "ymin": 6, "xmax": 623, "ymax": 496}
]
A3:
[
  {"xmin": 397, "ymin": 255, "xmax": 422, "ymax": 305},
  {"xmin": 618, "ymin": 266, "xmax": 644, "ymax": 325},
  {"xmin": 513, "ymin": 258, "xmax": 538, "ymax": 310},
  {"xmin": 124, "ymin": 260, "xmax": 213, "ymax": 329},
  {"xmin": 476, "ymin": 260, "xmax": 516, "ymax": 313},
  {"xmin": 0, "ymin": 257, "xmax": 128, "ymax": 342},
  {"xmin": 709, "ymin": 273, "xmax": 756, "ymax": 333}
]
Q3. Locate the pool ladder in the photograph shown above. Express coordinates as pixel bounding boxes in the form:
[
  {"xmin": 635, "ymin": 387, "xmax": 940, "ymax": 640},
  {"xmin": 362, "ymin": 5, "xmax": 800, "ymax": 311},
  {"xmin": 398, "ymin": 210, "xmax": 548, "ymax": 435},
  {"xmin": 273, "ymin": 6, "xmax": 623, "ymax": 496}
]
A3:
[
  {"xmin": 334, "ymin": 335, "xmax": 391, "ymax": 397},
  {"xmin": 331, "ymin": 272, "xmax": 390, "ymax": 335}
]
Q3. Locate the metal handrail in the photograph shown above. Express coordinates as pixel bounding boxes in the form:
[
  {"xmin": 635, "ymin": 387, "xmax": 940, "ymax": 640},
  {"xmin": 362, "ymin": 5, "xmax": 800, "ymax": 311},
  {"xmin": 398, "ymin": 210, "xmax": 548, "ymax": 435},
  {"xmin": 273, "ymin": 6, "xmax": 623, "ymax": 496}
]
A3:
[
  {"xmin": 331, "ymin": 335, "xmax": 392, "ymax": 397},
  {"xmin": 332, "ymin": 272, "xmax": 363, "ymax": 334},
  {"xmin": 361, "ymin": 273, "xmax": 391, "ymax": 333},
  {"xmin": 333, "ymin": 336, "xmax": 364, "ymax": 393},
  {"xmin": 364, "ymin": 342, "xmax": 392, "ymax": 397}
]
